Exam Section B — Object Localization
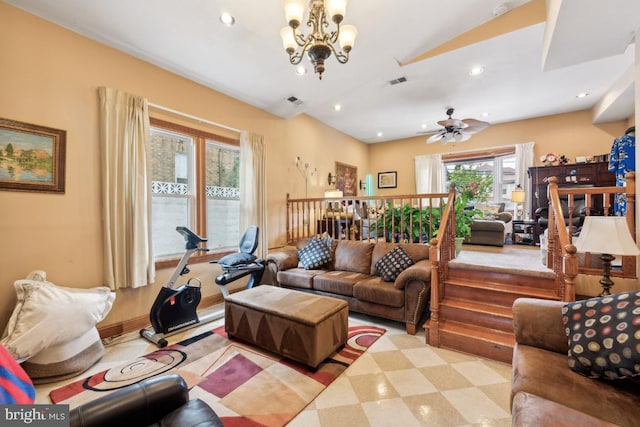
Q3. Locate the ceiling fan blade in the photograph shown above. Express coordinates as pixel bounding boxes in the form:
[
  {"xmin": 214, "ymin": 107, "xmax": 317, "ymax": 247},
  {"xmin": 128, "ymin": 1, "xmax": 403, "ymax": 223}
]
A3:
[
  {"xmin": 426, "ymin": 133, "xmax": 444, "ymax": 144},
  {"xmin": 416, "ymin": 129, "xmax": 440, "ymax": 135},
  {"xmin": 437, "ymin": 118, "xmax": 467, "ymax": 129},
  {"xmin": 460, "ymin": 118, "xmax": 490, "ymax": 134}
]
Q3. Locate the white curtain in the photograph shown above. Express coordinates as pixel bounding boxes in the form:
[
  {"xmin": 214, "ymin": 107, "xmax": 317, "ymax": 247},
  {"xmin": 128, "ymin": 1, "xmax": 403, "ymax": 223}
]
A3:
[
  {"xmin": 240, "ymin": 131, "xmax": 268, "ymax": 258},
  {"xmin": 415, "ymin": 153, "xmax": 445, "ymax": 193},
  {"xmin": 98, "ymin": 87, "xmax": 155, "ymax": 289},
  {"xmin": 515, "ymin": 142, "xmax": 535, "ymax": 217}
]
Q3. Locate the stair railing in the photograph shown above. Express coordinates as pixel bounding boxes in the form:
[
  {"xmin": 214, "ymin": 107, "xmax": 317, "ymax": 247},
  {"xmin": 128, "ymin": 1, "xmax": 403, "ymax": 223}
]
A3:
[
  {"xmin": 545, "ymin": 172, "xmax": 636, "ymax": 301},
  {"xmin": 428, "ymin": 186, "xmax": 457, "ymax": 346},
  {"xmin": 285, "ymin": 192, "xmax": 449, "ymax": 245}
]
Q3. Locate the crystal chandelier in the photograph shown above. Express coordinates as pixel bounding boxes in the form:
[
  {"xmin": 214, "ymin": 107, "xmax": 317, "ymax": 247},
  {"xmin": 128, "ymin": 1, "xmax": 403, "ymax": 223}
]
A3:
[{"xmin": 280, "ymin": 0, "xmax": 358, "ymax": 79}]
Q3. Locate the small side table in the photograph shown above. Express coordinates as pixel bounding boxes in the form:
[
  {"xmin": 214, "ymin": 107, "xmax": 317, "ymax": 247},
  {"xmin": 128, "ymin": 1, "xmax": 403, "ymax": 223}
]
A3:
[{"xmin": 512, "ymin": 219, "xmax": 538, "ymax": 245}]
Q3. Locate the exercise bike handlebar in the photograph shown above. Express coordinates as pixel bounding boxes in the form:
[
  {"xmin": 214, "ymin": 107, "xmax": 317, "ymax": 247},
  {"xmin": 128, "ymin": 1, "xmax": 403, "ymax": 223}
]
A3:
[{"xmin": 176, "ymin": 226, "xmax": 208, "ymax": 250}]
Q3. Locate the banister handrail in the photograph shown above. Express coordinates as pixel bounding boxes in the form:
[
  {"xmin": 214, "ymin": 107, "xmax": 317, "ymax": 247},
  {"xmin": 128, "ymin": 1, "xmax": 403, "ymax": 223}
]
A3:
[
  {"xmin": 285, "ymin": 192, "xmax": 450, "ymax": 245},
  {"xmin": 545, "ymin": 172, "xmax": 636, "ymax": 301},
  {"xmin": 428, "ymin": 186, "xmax": 456, "ymax": 346}
]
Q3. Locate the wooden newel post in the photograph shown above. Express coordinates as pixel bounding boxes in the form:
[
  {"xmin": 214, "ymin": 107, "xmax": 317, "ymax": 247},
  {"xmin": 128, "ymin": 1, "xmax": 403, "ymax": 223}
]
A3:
[
  {"xmin": 428, "ymin": 237, "xmax": 440, "ymax": 346},
  {"xmin": 563, "ymin": 244, "xmax": 578, "ymax": 301}
]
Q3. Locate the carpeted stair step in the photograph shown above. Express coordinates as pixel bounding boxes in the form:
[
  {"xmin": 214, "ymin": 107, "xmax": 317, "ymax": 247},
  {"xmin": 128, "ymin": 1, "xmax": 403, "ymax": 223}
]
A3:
[
  {"xmin": 439, "ymin": 297, "xmax": 514, "ymax": 333},
  {"xmin": 448, "ymin": 264, "xmax": 556, "ymax": 289},
  {"xmin": 445, "ymin": 278, "xmax": 560, "ymax": 307},
  {"xmin": 436, "ymin": 320, "xmax": 515, "ymax": 364}
]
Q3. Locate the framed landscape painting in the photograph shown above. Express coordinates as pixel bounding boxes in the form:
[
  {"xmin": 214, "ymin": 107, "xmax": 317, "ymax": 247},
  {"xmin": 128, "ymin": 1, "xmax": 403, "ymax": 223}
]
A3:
[
  {"xmin": 0, "ymin": 118, "xmax": 66, "ymax": 193},
  {"xmin": 378, "ymin": 171, "xmax": 397, "ymax": 189}
]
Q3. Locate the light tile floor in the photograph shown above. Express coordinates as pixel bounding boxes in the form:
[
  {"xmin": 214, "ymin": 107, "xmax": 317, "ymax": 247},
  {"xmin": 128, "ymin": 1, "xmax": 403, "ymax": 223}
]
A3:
[{"xmin": 34, "ymin": 307, "xmax": 513, "ymax": 426}]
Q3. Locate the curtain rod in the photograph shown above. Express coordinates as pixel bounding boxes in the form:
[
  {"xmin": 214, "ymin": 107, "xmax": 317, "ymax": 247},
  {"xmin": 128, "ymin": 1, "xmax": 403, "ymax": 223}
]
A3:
[{"xmin": 148, "ymin": 102, "xmax": 241, "ymax": 134}]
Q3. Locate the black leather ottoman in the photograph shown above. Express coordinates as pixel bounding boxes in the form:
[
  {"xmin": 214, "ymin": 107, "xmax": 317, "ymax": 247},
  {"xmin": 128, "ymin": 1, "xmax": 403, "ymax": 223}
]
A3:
[{"xmin": 70, "ymin": 374, "xmax": 222, "ymax": 427}]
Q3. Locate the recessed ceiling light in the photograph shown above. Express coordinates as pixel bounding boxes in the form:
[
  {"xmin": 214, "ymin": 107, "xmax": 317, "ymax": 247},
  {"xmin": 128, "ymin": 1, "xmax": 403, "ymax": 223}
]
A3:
[
  {"xmin": 576, "ymin": 92, "xmax": 589, "ymax": 99},
  {"xmin": 469, "ymin": 66, "xmax": 484, "ymax": 76},
  {"xmin": 219, "ymin": 13, "xmax": 235, "ymax": 26},
  {"xmin": 296, "ymin": 65, "xmax": 307, "ymax": 75},
  {"xmin": 333, "ymin": 104, "xmax": 342, "ymax": 112},
  {"xmin": 376, "ymin": 132, "xmax": 383, "ymax": 137},
  {"xmin": 421, "ymin": 124, "xmax": 428, "ymax": 129},
  {"xmin": 481, "ymin": 112, "xmax": 490, "ymax": 117}
]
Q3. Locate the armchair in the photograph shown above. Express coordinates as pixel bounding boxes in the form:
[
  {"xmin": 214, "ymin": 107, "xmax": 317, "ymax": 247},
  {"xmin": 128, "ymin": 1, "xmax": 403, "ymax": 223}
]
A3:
[{"xmin": 535, "ymin": 195, "xmax": 589, "ymax": 233}]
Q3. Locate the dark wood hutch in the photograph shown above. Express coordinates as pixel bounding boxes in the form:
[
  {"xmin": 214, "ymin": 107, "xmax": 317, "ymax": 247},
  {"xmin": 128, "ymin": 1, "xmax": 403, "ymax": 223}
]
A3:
[{"xmin": 527, "ymin": 161, "xmax": 616, "ymax": 234}]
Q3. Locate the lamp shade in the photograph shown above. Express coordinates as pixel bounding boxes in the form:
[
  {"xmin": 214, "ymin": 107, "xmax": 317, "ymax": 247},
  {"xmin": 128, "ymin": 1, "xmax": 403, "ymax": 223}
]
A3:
[
  {"xmin": 573, "ymin": 216, "xmax": 640, "ymax": 256},
  {"xmin": 338, "ymin": 24, "xmax": 357, "ymax": 51},
  {"xmin": 511, "ymin": 186, "xmax": 526, "ymax": 203},
  {"xmin": 280, "ymin": 27, "xmax": 297, "ymax": 52},
  {"xmin": 283, "ymin": 0, "xmax": 305, "ymax": 28},
  {"xmin": 326, "ymin": 0, "xmax": 348, "ymax": 23}
]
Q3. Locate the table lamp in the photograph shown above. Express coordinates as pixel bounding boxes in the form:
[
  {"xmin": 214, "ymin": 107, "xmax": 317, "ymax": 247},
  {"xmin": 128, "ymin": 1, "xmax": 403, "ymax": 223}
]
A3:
[
  {"xmin": 573, "ymin": 216, "xmax": 640, "ymax": 296},
  {"xmin": 511, "ymin": 184, "xmax": 526, "ymax": 220}
]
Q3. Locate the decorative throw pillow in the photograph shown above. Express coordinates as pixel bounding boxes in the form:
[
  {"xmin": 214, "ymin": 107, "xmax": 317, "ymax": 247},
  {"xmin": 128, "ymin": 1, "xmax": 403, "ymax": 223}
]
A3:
[
  {"xmin": 1, "ymin": 273, "xmax": 116, "ymax": 362},
  {"xmin": 562, "ymin": 291, "xmax": 640, "ymax": 379},
  {"xmin": 375, "ymin": 246, "xmax": 414, "ymax": 282},
  {"xmin": 298, "ymin": 237, "xmax": 333, "ymax": 270}
]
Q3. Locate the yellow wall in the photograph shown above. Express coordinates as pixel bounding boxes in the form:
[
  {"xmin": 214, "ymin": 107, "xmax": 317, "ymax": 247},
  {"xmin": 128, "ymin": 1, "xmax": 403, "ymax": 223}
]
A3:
[
  {"xmin": 0, "ymin": 3, "xmax": 367, "ymax": 328},
  {"xmin": 368, "ymin": 111, "xmax": 627, "ymax": 195},
  {"xmin": 0, "ymin": 3, "xmax": 636, "ymax": 330}
]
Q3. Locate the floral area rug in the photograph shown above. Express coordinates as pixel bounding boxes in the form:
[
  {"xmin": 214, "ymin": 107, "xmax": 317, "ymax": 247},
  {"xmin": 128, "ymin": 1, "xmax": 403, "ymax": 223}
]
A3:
[{"xmin": 50, "ymin": 324, "xmax": 385, "ymax": 426}]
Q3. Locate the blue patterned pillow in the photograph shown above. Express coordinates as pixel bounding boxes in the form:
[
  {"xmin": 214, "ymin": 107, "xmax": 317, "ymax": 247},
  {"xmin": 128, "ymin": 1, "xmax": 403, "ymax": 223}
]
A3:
[
  {"xmin": 562, "ymin": 291, "xmax": 640, "ymax": 379},
  {"xmin": 298, "ymin": 237, "xmax": 332, "ymax": 270},
  {"xmin": 375, "ymin": 246, "xmax": 414, "ymax": 282}
]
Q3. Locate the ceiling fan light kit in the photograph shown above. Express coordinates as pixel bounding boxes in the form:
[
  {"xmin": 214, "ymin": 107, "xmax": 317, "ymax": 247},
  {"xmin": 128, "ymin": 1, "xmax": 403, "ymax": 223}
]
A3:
[
  {"xmin": 425, "ymin": 108, "xmax": 490, "ymax": 144},
  {"xmin": 281, "ymin": 0, "xmax": 357, "ymax": 79}
]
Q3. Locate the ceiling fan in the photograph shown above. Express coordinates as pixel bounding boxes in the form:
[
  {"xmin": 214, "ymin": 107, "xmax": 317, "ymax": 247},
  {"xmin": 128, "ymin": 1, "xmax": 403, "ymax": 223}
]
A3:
[{"xmin": 423, "ymin": 108, "xmax": 490, "ymax": 144}]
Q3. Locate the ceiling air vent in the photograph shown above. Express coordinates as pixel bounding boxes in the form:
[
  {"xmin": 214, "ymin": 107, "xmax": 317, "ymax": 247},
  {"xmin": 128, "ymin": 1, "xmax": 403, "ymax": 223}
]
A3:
[
  {"xmin": 287, "ymin": 96, "xmax": 304, "ymax": 106},
  {"xmin": 389, "ymin": 76, "xmax": 407, "ymax": 85}
]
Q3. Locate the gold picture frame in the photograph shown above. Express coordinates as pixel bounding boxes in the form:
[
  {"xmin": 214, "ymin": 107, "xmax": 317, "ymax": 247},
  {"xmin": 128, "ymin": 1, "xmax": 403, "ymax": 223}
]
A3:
[
  {"xmin": 335, "ymin": 161, "xmax": 357, "ymax": 196},
  {"xmin": 0, "ymin": 118, "xmax": 66, "ymax": 193}
]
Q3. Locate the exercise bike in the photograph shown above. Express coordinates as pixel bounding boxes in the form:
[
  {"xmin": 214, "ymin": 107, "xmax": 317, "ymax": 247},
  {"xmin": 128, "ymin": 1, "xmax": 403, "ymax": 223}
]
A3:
[
  {"xmin": 140, "ymin": 226, "xmax": 264, "ymax": 347},
  {"xmin": 212, "ymin": 225, "xmax": 265, "ymax": 296}
]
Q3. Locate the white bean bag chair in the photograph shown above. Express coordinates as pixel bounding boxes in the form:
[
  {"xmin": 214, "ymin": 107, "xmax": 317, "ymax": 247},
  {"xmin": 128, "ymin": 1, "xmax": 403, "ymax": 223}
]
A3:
[{"xmin": 1, "ymin": 271, "xmax": 115, "ymax": 383}]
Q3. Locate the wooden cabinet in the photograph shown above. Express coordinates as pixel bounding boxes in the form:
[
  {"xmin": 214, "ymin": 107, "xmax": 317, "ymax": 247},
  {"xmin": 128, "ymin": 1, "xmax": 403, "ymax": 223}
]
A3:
[
  {"xmin": 512, "ymin": 219, "xmax": 537, "ymax": 246},
  {"xmin": 527, "ymin": 161, "xmax": 615, "ymax": 219}
]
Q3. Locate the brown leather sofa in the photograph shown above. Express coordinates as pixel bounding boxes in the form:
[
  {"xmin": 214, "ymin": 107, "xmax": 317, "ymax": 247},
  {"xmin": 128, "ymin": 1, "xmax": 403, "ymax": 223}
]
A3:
[
  {"xmin": 510, "ymin": 298, "xmax": 640, "ymax": 427},
  {"xmin": 70, "ymin": 374, "xmax": 223, "ymax": 427},
  {"xmin": 266, "ymin": 239, "xmax": 431, "ymax": 334}
]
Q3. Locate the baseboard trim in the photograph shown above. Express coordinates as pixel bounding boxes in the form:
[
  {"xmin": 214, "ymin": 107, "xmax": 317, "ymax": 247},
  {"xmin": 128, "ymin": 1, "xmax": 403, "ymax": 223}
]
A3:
[{"xmin": 97, "ymin": 294, "xmax": 225, "ymax": 339}]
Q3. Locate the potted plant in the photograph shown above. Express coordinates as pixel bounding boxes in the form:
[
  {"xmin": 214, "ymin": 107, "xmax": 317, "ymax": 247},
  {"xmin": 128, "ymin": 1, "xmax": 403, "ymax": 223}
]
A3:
[
  {"xmin": 453, "ymin": 193, "xmax": 481, "ymax": 255},
  {"xmin": 375, "ymin": 202, "xmax": 432, "ymax": 243}
]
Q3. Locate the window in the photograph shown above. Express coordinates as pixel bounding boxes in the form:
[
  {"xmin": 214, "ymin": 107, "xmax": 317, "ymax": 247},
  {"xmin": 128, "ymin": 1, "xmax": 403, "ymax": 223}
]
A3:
[
  {"xmin": 150, "ymin": 118, "xmax": 240, "ymax": 260},
  {"xmin": 444, "ymin": 150, "xmax": 517, "ymax": 208}
]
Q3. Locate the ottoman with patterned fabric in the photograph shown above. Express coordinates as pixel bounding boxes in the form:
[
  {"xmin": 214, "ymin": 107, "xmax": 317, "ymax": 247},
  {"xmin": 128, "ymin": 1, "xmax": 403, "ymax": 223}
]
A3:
[{"xmin": 224, "ymin": 286, "xmax": 348, "ymax": 368}]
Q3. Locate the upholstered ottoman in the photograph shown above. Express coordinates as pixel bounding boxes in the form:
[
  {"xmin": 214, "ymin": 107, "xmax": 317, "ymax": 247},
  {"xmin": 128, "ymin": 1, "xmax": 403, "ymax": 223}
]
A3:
[{"xmin": 224, "ymin": 286, "xmax": 348, "ymax": 368}]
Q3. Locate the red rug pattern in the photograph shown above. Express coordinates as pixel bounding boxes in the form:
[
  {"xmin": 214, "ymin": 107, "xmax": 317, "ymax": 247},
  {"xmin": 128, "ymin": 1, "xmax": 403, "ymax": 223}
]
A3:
[{"xmin": 50, "ymin": 324, "xmax": 385, "ymax": 426}]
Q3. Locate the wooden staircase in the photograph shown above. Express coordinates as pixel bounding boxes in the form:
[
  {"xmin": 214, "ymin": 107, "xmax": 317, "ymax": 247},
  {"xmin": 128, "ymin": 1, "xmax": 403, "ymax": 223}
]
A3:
[{"xmin": 424, "ymin": 264, "xmax": 559, "ymax": 364}]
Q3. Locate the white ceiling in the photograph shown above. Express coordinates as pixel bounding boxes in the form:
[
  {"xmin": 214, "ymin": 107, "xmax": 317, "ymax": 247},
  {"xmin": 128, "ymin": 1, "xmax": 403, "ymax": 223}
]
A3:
[{"xmin": 5, "ymin": 0, "xmax": 638, "ymax": 143}]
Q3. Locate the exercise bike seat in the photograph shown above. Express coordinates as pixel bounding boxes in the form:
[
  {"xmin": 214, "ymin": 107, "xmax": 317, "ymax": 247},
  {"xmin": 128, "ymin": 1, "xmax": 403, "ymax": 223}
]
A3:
[{"xmin": 217, "ymin": 225, "xmax": 259, "ymax": 267}]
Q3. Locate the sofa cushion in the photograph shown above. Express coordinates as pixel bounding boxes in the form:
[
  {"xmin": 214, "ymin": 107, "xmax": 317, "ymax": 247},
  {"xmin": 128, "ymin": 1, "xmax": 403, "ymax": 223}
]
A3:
[
  {"xmin": 562, "ymin": 291, "xmax": 640, "ymax": 379},
  {"xmin": 375, "ymin": 246, "xmax": 414, "ymax": 282},
  {"xmin": 313, "ymin": 271, "xmax": 371, "ymax": 297},
  {"xmin": 333, "ymin": 241, "xmax": 374, "ymax": 274},
  {"xmin": 277, "ymin": 268, "xmax": 325, "ymax": 289},
  {"xmin": 298, "ymin": 237, "xmax": 333, "ymax": 270},
  {"xmin": 353, "ymin": 277, "xmax": 404, "ymax": 308}
]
